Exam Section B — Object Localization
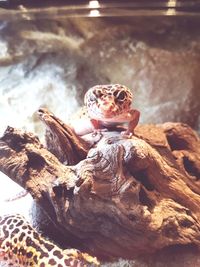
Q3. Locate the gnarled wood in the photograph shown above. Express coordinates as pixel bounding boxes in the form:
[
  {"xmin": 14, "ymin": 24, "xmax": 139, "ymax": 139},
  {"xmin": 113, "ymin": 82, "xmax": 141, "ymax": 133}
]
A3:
[
  {"xmin": 38, "ymin": 108, "xmax": 90, "ymax": 165},
  {"xmin": 0, "ymin": 109, "xmax": 200, "ymax": 260}
]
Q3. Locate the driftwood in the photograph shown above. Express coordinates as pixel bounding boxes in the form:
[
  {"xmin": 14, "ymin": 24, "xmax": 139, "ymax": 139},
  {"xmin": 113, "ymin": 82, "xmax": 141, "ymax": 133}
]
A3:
[{"xmin": 0, "ymin": 108, "xmax": 200, "ymax": 260}]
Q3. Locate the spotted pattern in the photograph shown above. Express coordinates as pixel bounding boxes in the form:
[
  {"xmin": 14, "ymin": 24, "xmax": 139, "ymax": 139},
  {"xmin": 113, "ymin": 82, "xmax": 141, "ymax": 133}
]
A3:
[
  {"xmin": 84, "ymin": 84, "xmax": 133, "ymax": 122},
  {"xmin": 0, "ymin": 214, "xmax": 99, "ymax": 267}
]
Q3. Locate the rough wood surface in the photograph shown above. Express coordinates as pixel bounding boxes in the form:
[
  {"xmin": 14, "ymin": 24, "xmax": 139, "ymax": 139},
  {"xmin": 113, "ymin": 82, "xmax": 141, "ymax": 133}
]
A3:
[{"xmin": 0, "ymin": 108, "xmax": 200, "ymax": 260}]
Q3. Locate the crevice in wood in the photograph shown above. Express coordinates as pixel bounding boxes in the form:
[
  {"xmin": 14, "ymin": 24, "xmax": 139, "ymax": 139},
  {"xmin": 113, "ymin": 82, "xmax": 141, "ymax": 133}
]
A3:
[
  {"xmin": 183, "ymin": 156, "xmax": 200, "ymax": 179},
  {"xmin": 133, "ymin": 169, "xmax": 155, "ymax": 191},
  {"xmin": 138, "ymin": 187, "xmax": 155, "ymax": 209}
]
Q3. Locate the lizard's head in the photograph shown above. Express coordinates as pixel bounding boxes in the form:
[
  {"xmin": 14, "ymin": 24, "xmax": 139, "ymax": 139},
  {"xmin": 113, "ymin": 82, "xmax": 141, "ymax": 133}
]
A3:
[{"xmin": 84, "ymin": 84, "xmax": 133, "ymax": 120}]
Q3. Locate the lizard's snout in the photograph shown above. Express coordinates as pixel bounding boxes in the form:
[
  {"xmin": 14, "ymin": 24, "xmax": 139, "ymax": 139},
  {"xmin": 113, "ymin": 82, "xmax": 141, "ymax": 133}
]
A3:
[{"xmin": 100, "ymin": 101, "xmax": 118, "ymax": 115}]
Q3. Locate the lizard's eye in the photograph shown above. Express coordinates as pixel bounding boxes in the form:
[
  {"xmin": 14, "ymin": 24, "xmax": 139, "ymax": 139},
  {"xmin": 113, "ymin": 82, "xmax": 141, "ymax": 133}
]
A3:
[
  {"xmin": 116, "ymin": 91, "xmax": 127, "ymax": 101},
  {"xmin": 90, "ymin": 94, "xmax": 97, "ymax": 102},
  {"xmin": 85, "ymin": 93, "xmax": 97, "ymax": 105}
]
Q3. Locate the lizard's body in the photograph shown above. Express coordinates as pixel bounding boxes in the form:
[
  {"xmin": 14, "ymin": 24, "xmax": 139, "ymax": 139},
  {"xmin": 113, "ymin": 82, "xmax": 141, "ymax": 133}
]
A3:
[
  {"xmin": 0, "ymin": 214, "xmax": 99, "ymax": 266},
  {"xmin": 5, "ymin": 84, "xmax": 140, "ymax": 206},
  {"xmin": 70, "ymin": 84, "xmax": 140, "ymax": 137}
]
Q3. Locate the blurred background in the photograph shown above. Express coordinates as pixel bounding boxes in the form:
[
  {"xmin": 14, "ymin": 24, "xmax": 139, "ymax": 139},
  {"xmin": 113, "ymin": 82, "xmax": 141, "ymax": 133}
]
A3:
[
  {"xmin": 0, "ymin": 1, "xmax": 200, "ymax": 265},
  {"xmin": 0, "ymin": 1, "xmax": 200, "ymax": 139}
]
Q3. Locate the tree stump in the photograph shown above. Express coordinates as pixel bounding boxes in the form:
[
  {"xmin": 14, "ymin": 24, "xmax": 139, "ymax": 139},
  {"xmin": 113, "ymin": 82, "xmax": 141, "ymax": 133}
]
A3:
[{"xmin": 0, "ymin": 108, "xmax": 200, "ymax": 260}]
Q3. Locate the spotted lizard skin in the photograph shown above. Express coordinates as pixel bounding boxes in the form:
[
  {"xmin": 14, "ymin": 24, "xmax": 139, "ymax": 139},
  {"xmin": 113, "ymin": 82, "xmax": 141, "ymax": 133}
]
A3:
[
  {"xmin": 0, "ymin": 214, "xmax": 99, "ymax": 267},
  {"xmin": 71, "ymin": 84, "xmax": 140, "ymax": 136}
]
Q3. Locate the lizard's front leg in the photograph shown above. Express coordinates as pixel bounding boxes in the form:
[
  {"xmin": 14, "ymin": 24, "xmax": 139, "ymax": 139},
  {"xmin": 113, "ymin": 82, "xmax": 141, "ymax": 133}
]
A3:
[
  {"xmin": 122, "ymin": 109, "xmax": 140, "ymax": 138},
  {"xmin": 90, "ymin": 118, "xmax": 108, "ymax": 136}
]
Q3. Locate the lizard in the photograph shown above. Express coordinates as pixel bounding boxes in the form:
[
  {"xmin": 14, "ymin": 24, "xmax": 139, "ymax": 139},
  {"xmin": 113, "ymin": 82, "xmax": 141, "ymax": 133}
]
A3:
[
  {"xmin": 70, "ymin": 84, "xmax": 140, "ymax": 138},
  {"xmin": 0, "ymin": 214, "xmax": 99, "ymax": 267},
  {"xmin": 4, "ymin": 189, "xmax": 28, "ymax": 202},
  {"xmin": 5, "ymin": 84, "xmax": 140, "ymax": 202}
]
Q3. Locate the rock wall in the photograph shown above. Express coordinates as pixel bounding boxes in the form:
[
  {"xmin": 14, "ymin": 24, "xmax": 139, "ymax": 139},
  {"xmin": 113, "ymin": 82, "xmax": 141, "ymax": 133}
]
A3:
[{"xmin": 0, "ymin": 16, "xmax": 200, "ymax": 139}]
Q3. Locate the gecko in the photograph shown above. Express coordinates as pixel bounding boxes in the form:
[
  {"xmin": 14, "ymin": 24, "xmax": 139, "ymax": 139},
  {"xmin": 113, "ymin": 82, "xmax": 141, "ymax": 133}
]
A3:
[
  {"xmin": 70, "ymin": 84, "xmax": 140, "ymax": 137},
  {"xmin": 5, "ymin": 84, "xmax": 140, "ymax": 203},
  {"xmin": 0, "ymin": 214, "xmax": 99, "ymax": 267}
]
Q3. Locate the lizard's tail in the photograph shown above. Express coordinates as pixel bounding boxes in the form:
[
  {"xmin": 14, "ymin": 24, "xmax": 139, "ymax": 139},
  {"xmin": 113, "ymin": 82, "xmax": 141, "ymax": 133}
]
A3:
[{"xmin": 4, "ymin": 189, "xmax": 28, "ymax": 202}]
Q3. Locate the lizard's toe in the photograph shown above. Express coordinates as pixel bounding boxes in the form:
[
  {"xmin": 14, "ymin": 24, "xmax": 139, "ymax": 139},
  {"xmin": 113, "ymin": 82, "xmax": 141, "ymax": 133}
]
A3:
[{"xmin": 121, "ymin": 130, "xmax": 133, "ymax": 139}]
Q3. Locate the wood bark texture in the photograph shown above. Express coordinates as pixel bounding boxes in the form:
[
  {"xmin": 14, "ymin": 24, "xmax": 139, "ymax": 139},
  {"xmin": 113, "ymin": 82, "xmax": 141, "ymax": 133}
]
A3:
[{"xmin": 0, "ymin": 108, "xmax": 200, "ymax": 260}]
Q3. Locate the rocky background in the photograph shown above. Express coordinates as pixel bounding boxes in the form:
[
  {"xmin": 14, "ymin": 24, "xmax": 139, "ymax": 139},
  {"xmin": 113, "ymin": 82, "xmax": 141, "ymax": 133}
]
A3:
[
  {"xmin": 0, "ymin": 14, "xmax": 200, "ymax": 267},
  {"xmin": 0, "ymin": 16, "xmax": 200, "ymax": 138}
]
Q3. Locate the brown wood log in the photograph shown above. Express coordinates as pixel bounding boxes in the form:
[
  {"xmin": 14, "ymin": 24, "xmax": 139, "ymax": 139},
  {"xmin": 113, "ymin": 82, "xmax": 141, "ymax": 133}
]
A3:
[{"xmin": 0, "ymin": 109, "xmax": 200, "ymax": 260}]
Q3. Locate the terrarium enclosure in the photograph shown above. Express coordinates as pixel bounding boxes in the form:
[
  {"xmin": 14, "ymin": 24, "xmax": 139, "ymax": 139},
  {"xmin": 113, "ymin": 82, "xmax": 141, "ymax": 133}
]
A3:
[
  {"xmin": 0, "ymin": 1, "xmax": 200, "ymax": 267},
  {"xmin": 0, "ymin": 1, "xmax": 200, "ymax": 137}
]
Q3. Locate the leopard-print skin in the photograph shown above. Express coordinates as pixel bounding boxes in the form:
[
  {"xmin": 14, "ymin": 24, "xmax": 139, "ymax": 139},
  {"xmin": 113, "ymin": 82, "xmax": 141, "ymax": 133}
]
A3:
[
  {"xmin": 84, "ymin": 84, "xmax": 133, "ymax": 121},
  {"xmin": 0, "ymin": 214, "xmax": 99, "ymax": 267},
  {"xmin": 69, "ymin": 84, "xmax": 140, "ymax": 136}
]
